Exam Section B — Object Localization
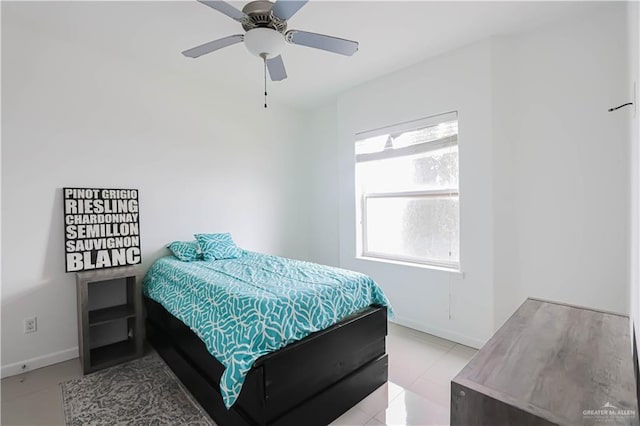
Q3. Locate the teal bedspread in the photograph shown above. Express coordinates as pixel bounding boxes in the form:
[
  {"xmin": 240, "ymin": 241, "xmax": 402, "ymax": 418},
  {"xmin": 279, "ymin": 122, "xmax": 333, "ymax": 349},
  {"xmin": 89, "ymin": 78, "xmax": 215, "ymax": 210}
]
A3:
[{"xmin": 142, "ymin": 251, "xmax": 392, "ymax": 408}]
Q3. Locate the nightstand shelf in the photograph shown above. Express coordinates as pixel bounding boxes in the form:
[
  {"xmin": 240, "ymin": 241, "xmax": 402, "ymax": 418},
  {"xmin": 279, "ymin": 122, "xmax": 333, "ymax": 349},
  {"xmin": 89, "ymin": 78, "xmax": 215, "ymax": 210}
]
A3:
[
  {"xmin": 90, "ymin": 340, "xmax": 138, "ymax": 370},
  {"xmin": 88, "ymin": 304, "xmax": 136, "ymax": 327},
  {"xmin": 76, "ymin": 266, "xmax": 143, "ymax": 374}
]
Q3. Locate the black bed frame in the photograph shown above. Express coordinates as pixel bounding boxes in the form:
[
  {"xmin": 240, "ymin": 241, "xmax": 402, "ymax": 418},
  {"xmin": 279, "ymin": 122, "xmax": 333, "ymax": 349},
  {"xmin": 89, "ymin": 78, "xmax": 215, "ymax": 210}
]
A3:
[{"xmin": 144, "ymin": 297, "xmax": 388, "ymax": 426}]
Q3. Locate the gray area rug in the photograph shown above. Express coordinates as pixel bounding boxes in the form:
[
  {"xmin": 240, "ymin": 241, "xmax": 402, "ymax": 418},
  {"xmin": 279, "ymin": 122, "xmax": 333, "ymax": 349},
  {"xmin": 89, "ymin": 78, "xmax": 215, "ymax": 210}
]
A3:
[{"xmin": 60, "ymin": 354, "xmax": 216, "ymax": 425}]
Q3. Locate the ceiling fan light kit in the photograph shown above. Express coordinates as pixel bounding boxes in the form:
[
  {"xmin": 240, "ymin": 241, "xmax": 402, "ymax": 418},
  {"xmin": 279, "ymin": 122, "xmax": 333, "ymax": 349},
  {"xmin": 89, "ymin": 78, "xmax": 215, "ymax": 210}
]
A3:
[
  {"xmin": 244, "ymin": 27, "xmax": 285, "ymax": 58},
  {"xmin": 183, "ymin": 0, "xmax": 359, "ymax": 107}
]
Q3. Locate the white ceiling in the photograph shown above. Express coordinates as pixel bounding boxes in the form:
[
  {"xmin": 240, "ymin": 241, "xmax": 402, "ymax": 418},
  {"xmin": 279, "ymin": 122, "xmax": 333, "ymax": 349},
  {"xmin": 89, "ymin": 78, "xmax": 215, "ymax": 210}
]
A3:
[{"xmin": 5, "ymin": 1, "xmax": 605, "ymax": 110}]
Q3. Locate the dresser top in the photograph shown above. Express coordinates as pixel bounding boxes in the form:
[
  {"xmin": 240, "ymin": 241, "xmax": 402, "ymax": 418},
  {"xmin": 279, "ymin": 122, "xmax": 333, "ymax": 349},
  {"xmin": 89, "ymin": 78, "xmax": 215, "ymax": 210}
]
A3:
[{"xmin": 454, "ymin": 298, "xmax": 638, "ymax": 425}]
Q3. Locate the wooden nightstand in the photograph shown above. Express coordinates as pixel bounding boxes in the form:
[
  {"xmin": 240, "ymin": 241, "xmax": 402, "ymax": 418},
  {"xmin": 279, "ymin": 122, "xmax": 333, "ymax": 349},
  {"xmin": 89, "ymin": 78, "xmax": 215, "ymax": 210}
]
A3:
[{"xmin": 76, "ymin": 266, "xmax": 144, "ymax": 374}]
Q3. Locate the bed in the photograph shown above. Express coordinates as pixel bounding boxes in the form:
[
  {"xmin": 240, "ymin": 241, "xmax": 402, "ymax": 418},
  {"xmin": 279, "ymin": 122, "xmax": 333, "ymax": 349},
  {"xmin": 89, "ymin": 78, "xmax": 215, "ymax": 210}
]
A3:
[{"xmin": 143, "ymin": 250, "xmax": 391, "ymax": 426}]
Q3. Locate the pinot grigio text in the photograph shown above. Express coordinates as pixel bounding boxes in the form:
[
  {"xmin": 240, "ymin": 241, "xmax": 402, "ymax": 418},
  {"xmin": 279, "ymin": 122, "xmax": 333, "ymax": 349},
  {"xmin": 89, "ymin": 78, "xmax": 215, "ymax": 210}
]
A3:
[{"xmin": 63, "ymin": 187, "xmax": 142, "ymax": 272}]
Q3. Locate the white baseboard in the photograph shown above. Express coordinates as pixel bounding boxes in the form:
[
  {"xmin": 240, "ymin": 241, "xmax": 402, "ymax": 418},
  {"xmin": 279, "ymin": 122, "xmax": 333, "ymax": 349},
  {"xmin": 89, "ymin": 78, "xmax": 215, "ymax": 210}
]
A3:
[
  {"xmin": 1, "ymin": 347, "xmax": 79, "ymax": 378},
  {"xmin": 390, "ymin": 316, "xmax": 486, "ymax": 349}
]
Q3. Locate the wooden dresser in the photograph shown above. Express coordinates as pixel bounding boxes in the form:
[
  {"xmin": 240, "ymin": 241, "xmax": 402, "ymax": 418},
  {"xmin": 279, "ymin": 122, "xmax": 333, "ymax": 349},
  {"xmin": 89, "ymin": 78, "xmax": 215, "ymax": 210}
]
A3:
[{"xmin": 451, "ymin": 298, "xmax": 639, "ymax": 426}]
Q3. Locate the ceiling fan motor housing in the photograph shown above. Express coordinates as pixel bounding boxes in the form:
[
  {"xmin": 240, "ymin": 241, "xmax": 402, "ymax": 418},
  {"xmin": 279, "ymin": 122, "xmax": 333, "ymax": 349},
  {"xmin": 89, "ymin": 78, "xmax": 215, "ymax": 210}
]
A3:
[{"xmin": 241, "ymin": 1, "xmax": 287, "ymax": 33}]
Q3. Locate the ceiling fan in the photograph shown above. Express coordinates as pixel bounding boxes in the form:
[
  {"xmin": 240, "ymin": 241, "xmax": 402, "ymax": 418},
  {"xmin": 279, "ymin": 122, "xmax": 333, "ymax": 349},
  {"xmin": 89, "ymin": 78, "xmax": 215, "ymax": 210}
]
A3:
[{"xmin": 182, "ymin": 0, "xmax": 359, "ymax": 84}]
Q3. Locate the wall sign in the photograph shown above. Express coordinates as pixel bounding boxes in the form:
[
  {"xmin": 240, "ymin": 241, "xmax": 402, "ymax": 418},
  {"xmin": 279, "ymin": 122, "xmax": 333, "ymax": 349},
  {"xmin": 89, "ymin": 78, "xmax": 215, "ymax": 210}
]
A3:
[{"xmin": 63, "ymin": 187, "xmax": 141, "ymax": 272}]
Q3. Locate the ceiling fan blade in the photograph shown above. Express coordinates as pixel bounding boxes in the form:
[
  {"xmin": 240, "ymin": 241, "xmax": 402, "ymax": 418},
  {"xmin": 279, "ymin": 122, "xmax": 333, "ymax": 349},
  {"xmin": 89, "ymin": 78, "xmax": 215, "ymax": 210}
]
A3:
[
  {"xmin": 182, "ymin": 34, "xmax": 244, "ymax": 58},
  {"xmin": 271, "ymin": 0, "xmax": 309, "ymax": 20},
  {"xmin": 197, "ymin": 0, "xmax": 249, "ymax": 22},
  {"xmin": 286, "ymin": 30, "xmax": 358, "ymax": 56},
  {"xmin": 267, "ymin": 55, "xmax": 287, "ymax": 81}
]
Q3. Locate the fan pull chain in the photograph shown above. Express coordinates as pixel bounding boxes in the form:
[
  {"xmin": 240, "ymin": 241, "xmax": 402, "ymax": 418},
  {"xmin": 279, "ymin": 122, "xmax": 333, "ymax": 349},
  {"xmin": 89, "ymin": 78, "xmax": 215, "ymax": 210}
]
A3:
[{"xmin": 263, "ymin": 55, "xmax": 268, "ymax": 109}]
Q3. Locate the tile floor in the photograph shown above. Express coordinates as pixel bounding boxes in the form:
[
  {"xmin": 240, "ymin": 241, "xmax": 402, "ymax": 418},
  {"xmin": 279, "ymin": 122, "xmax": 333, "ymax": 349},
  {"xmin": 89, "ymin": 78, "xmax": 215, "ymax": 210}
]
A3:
[{"xmin": 1, "ymin": 323, "xmax": 477, "ymax": 425}]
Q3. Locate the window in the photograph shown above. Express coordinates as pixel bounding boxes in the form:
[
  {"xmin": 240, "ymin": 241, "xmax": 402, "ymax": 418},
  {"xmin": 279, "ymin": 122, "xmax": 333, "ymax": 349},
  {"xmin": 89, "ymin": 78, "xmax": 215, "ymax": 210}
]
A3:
[{"xmin": 355, "ymin": 112, "xmax": 459, "ymax": 269}]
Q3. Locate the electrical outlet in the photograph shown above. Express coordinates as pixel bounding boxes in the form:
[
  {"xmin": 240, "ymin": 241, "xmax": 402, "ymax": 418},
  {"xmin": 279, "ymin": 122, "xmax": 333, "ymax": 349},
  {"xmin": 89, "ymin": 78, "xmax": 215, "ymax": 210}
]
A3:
[{"xmin": 24, "ymin": 317, "xmax": 37, "ymax": 334}]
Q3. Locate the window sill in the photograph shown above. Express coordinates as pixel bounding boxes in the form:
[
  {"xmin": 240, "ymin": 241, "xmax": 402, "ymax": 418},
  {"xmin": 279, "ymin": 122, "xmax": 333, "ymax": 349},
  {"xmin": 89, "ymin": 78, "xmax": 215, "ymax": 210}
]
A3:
[{"xmin": 355, "ymin": 255, "xmax": 465, "ymax": 277}]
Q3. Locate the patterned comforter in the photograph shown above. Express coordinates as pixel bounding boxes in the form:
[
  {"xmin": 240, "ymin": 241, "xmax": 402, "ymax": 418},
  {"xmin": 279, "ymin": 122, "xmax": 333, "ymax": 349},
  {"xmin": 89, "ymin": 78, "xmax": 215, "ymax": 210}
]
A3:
[{"xmin": 142, "ymin": 251, "xmax": 392, "ymax": 408}]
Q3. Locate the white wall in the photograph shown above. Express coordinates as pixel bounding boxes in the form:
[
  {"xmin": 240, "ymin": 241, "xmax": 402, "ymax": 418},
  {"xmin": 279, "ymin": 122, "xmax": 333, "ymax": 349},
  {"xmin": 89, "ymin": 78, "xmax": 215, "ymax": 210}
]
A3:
[
  {"xmin": 306, "ymin": 103, "xmax": 340, "ymax": 267},
  {"xmin": 493, "ymin": 4, "xmax": 631, "ymax": 326},
  {"xmin": 336, "ymin": 41, "xmax": 496, "ymax": 347},
  {"xmin": 1, "ymin": 5, "xmax": 309, "ymax": 376},
  {"xmin": 307, "ymin": 3, "xmax": 631, "ymax": 347},
  {"xmin": 491, "ymin": 37, "xmax": 519, "ymax": 330},
  {"xmin": 629, "ymin": 0, "xmax": 640, "ymax": 351}
]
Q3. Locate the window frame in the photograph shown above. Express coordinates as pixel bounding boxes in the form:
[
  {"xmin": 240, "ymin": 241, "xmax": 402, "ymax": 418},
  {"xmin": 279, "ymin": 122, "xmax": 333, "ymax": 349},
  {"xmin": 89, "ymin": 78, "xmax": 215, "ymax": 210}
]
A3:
[{"xmin": 355, "ymin": 112, "xmax": 460, "ymax": 270}]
